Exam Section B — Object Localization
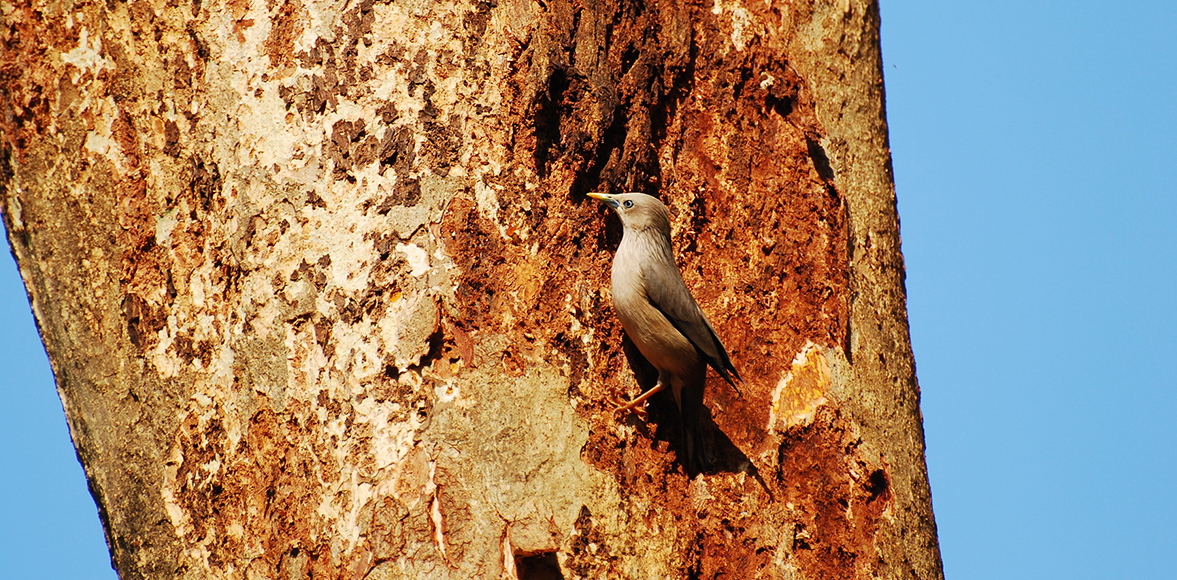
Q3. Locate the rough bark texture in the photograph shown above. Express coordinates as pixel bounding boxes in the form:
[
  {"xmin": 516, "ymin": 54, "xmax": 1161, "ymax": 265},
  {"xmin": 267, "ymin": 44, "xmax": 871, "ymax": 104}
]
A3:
[{"xmin": 1, "ymin": 0, "xmax": 941, "ymax": 578}]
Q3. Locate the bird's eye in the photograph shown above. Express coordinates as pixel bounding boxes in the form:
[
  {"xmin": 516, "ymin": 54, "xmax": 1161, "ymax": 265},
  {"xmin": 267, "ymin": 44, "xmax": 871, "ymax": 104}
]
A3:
[{"xmin": 623, "ymin": 200, "xmax": 634, "ymax": 209}]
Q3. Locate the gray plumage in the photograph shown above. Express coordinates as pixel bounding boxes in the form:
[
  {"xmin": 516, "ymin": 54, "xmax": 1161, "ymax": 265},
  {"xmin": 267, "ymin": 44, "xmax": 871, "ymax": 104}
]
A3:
[{"xmin": 588, "ymin": 192, "xmax": 742, "ymax": 471}]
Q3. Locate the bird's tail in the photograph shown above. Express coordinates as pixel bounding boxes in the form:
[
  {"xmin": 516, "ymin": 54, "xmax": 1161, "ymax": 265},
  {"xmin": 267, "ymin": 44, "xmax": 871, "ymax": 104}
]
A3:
[
  {"xmin": 679, "ymin": 379, "xmax": 710, "ymax": 474},
  {"xmin": 682, "ymin": 423, "xmax": 707, "ymax": 474}
]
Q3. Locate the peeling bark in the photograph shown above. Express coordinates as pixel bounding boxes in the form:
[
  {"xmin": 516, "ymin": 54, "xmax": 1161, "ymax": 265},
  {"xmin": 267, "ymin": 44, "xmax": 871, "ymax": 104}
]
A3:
[{"xmin": 1, "ymin": 0, "xmax": 942, "ymax": 578}]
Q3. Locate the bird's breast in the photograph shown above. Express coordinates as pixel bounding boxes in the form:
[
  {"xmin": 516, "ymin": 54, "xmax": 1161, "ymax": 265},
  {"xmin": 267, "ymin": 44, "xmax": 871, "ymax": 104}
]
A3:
[{"xmin": 611, "ymin": 242, "xmax": 700, "ymax": 379}]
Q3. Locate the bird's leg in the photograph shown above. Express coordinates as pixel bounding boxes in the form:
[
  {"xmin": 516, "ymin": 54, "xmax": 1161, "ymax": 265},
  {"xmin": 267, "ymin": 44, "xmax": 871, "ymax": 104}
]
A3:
[{"xmin": 614, "ymin": 379, "xmax": 666, "ymax": 416}]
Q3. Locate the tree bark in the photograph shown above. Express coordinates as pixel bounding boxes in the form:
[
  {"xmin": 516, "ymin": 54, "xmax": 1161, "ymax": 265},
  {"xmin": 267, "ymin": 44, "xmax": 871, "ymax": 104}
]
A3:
[{"xmin": 1, "ymin": 0, "xmax": 942, "ymax": 578}]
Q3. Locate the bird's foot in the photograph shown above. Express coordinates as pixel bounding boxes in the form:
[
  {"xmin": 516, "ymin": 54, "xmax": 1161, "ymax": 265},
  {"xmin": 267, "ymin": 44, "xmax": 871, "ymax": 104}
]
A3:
[
  {"xmin": 613, "ymin": 397, "xmax": 650, "ymax": 422},
  {"xmin": 611, "ymin": 380, "xmax": 665, "ymax": 422}
]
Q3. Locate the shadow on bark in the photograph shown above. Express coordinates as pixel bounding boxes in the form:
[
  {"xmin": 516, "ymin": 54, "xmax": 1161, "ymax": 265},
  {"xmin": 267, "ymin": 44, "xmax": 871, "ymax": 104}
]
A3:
[{"xmin": 620, "ymin": 336, "xmax": 751, "ymax": 477}]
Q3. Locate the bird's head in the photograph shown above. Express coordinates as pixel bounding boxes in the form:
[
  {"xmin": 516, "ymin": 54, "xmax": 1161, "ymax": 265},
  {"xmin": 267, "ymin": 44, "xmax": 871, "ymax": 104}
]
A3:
[{"xmin": 587, "ymin": 192, "xmax": 671, "ymax": 235}]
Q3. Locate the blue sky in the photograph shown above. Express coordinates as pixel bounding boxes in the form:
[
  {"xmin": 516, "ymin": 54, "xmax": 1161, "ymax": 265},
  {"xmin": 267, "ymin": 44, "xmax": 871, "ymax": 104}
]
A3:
[
  {"xmin": 882, "ymin": 1, "xmax": 1177, "ymax": 578},
  {"xmin": 2, "ymin": 2, "xmax": 1174, "ymax": 578}
]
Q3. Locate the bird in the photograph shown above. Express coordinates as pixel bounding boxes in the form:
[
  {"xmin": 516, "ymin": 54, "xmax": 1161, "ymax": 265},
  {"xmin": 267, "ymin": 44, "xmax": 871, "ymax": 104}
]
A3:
[{"xmin": 587, "ymin": 192, "xmax": 742, "ymax": 472}]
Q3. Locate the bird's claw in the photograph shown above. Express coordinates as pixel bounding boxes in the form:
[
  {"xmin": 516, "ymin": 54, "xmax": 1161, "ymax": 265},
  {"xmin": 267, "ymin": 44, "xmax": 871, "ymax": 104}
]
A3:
[{"xmin": 611, "ymin": 396, "xmax": 649, "ymax": 422}]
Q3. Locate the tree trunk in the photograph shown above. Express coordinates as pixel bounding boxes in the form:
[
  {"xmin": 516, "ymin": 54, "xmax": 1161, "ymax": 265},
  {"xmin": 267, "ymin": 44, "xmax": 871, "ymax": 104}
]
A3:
[{"xmin": 1, "ymin": 0, "xmax": 942, "ymax": 578}]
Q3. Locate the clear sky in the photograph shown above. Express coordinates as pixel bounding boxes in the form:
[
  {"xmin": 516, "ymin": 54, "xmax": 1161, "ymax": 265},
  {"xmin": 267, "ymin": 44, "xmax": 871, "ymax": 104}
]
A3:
[
  {"xmin": 1, "ymin": 2, "xmax": 1174, "ymax": 578},
  {"xmin": 882, "ymin": 1, "xmax": 1177, "ymax": 578}
]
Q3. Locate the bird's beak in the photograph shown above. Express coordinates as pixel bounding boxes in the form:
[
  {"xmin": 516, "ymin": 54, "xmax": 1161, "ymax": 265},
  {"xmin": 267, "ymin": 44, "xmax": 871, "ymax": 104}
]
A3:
[{"xmin": 587, "ymin": 192, "xmax": 620, "ymax": 209}]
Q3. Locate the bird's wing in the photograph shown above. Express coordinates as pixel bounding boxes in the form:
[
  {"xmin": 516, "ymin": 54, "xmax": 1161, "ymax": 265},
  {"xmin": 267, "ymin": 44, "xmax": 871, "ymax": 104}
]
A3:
[{"xmin": 643, "ymin": 259, "xmax": 743, "ymax": 387}]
